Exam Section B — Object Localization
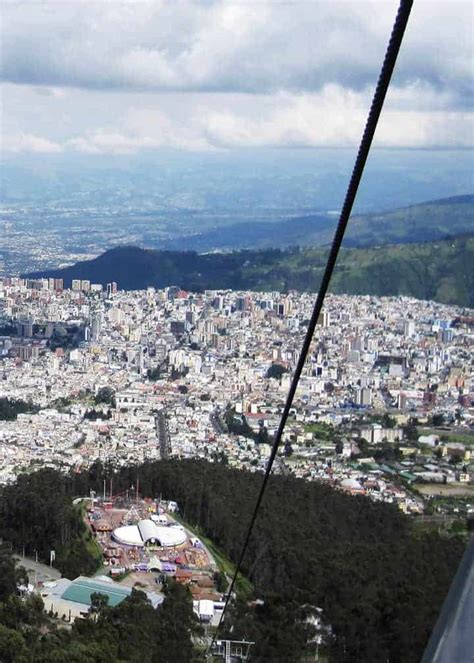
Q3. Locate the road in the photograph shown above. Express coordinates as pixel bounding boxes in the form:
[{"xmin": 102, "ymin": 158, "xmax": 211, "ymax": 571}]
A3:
[
  {"xmin": 156, "ymin": 410, "xmax": 171, "ymax": 458},
  {"xmin": 14, "ymin": 555, "xmax": 62, "ymax": 584}
]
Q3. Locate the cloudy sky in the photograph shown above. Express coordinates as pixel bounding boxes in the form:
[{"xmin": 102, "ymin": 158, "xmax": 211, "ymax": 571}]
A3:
[{"xmin": 1, "ymin": 0, "xmax": 473, "ymax": 155}]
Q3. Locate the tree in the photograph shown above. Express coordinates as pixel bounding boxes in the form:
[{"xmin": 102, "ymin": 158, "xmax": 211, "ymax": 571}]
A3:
[
  {"xmin": 0, "ymin": 398, "xmax": 39, "ymax": 421},
  {"xmin": 0, "ymin": 547, "xmax": 17, "ymax": 602},
  {"xmin": 354, "ymin": 437, "xmax": 370, "ymax": 457},
  {"xmin": 256, "ymin": 425, "xmax": 270, "ymax": 445},
  {"xmin": 153, "ymin": 581, "xmax": 203, "ymax": 662},
  {"xmin": 147, "ymin": 367, "xmax": 162, "ymax": 381},
  {"xmin": 0, "ymin": 624, "xmax": 29, "ymax": 663},
  {"xmin": 266, "ymin": 364, "xmax": 288, "ymax": 380},
  {"xmin": 214, "ymin": 571, "xmax": 228, "ymax": 593},
  {"xmin": 403, "ymin": 419, "xmax": 419, "ymax": 441},
  {"xmin": 95, "ymin": 387, "xmax": 115, "ymax": 406},
  {"xmin": 382, "ymin": 413, "xmax": 396, "ymax": 428},
  {"xmin": 90, "ymin": 592, "xmax": 109, "ymax": 614},
  {"xmin": 431, "ymin": 413, "xmax": 444, "ymax": 427}
]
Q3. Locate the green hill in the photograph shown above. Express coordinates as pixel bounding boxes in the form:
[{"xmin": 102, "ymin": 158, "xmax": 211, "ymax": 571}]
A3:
[
  {"xmin": 157, "ymin": 194, "xmax": 474, "ymax": 251},
  {"xmin": 0, "ymin": 462, "xmax": 463, "ymax": 662},
  {"xmin": 344, "ymin": 194, "xmax": 474, "ymax": 248},
  {"xmin": 28, "ymin": 235, "xmax": 474, "ymax": 308}
]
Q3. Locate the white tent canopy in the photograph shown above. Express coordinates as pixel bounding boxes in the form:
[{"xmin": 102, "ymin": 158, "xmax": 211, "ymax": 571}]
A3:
[{"xmin": 112, "ymin": 519, "xmax": 187, "ymax": 548}]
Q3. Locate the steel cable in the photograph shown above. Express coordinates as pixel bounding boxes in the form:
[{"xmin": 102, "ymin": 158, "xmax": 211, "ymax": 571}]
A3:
[{"xmin": 208, "ymin": 0, "xmax": 414, "ymax": 655}]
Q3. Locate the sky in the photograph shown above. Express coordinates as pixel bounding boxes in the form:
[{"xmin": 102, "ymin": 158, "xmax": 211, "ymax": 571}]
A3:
[{"xmin": 1, "ymin": 0, "xmax": 473, "ymax": 156}]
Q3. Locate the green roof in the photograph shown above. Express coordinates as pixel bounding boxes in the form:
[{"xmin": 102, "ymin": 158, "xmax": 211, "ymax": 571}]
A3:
[
  {"xmin": 62, "ymin": 578, "xmax": 131, "ymax": 608},
  {"xmin": 380, "ymin": 464, "xmax": 397, "ymax": 475}
]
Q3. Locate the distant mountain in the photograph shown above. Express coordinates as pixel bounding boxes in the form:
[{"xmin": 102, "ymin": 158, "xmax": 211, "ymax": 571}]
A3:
[
  {"xmin": 344, "ymin": 194, "xmax": 474, "ymax": 248},
  {"xmin": 155, "ymin": 195, "xmax": 474, "ymax": 251},
  {"xmin": 158, "ymin": 213, "xmax": 337, "ymax": 251},
  {"xmin": 27, "ymin": 235, "xmax": 474, "ymax": 307}
]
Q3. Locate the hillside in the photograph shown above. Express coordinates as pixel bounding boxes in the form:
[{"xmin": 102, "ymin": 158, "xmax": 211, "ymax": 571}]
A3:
[
  {"xmin": 0, "ymin": 461, "xmax": 465, "ymax": 661},
  {"xmin": 74, "ymin": 459, "xmax": 465, "ymax": 662},
  {"xmin": 28, "ymin": 235, "xmax": 474, "ymax": 308},
  {"xmin": 155, "ymin": 194, "xmax": 474, "ymax": 251}
]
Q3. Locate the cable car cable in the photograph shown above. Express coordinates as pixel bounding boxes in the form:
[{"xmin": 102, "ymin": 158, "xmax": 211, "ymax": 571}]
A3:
[{"xmin": 208, "ymin": 0, "xmax": 414, "ymax": 654}]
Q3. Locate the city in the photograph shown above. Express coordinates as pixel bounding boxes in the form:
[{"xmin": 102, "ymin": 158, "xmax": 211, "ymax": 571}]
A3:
[
  {"xmin": 1, "ymin": 277, "xmax": 472, "ymax": 518},
  {"xmin": 1, "ymin": 0, "xmax": 473, "ymax": 658}
]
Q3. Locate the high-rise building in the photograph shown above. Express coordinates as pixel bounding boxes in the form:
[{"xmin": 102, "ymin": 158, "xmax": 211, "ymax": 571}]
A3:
[
  {"xmin": 403, "ymin": 320, "xmax": 415, "ymax": 337},
  {"xmin": 355, "ymin": 387, "xmax": 372, "ymax": 406},
  {"xmin": 91, "ymin": 314, "xmax": 102, "ymax": 342},
  {"xmin": 321, "ymin": 310, "xmax": 331, "ymax": 327}
]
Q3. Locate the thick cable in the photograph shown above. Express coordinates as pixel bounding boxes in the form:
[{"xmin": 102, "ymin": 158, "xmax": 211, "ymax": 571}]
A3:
[{"xmin": 208, "ymin": 0, "xmax": 414, "ymax": 654}]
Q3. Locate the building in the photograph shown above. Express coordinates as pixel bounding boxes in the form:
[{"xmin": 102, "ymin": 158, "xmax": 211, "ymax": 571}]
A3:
[
  {"xmin": 112, "ymin": 518, "xmax": 187, "ymax": 548},
  {"xmin": 40, "ymin": 575, "xmax": 163, "ymax": 621},
  {"xmin": 355, "ymin": 387, "xmax": 372, "ymax": 407}
]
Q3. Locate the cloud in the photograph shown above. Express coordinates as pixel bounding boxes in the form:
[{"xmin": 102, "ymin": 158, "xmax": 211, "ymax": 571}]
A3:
[
  {"xmin": 1, "ymin": 133, "xmax": 62, "ymax": 153},
  {"xmin": 1, "ymin": 1, "xmax": 472, "ymax": 106},
  {"xmin": 1, "ymin": 2, "xmax": 472, "ymax": 154},
  {"xmin": 54, "ymin": 85, "xmax": 473, "ymax": 154}
]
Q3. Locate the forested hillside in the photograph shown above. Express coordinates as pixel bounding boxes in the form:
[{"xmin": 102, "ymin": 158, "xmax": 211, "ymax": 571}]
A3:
[
  {"xmin": 0, "ymin": 461, "xmax": 460, "ymax": 662},
  {"xmin": 29, "ymin": 235, "xmax": 474, "ymax": 307},
  {"xmin": 0, "ymin": 469, "xmax": 101, "ymax": 579},
  {"xmin": 74, "ymin": 460, "xmax": 465, "ymax": 662}
]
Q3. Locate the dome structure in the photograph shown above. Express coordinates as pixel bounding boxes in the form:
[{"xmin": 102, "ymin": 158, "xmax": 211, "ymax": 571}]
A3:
[
  {"xmin": 340, "ymin": 478, "xmax": 364, "ymax": 492},
  {"xmin": 112, "ymin": 518, "xmax": 187, "ymax": 548}
]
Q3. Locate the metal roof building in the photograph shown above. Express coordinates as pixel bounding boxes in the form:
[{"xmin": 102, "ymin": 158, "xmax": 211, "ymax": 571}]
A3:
[{"xmin": 41, "ymin": 575, "xmax": 163, "ymax": 622}]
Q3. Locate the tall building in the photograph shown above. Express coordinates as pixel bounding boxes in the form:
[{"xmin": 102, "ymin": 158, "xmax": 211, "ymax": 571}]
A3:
[
  {"xmin": 321, "ymin": 310, "xmax": 331, "ymax": 327},
  {"xmin": 403, "ymin": 320, "xmax": 415, "ymax": 337},
  {"xmin": 355, "ymin": 387, "xmax": 372, "ymax": 406},
  {"xmin": 91, "ymin": 313, "xmax": 102, "ymax": 342}
]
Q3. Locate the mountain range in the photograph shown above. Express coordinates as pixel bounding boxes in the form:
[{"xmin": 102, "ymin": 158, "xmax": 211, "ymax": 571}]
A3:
[
  {"xmin": 155, "ymin": 194, "xmax": 474, "ymax": 251},
  {"xmin": 28, "ymin": 235, "xmax": 474, "ymax": 308}
]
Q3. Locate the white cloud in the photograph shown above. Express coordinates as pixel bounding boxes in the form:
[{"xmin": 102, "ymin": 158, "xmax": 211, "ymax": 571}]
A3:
[
  {"xmin": 1, "ymin": 1, "xmax": 472, "ymax": 103},
  {"xmin": 1, "ymin": 133, "xmax": 62, "ymax": 153},
  {"xmin": 1, "ymin": 1, "xmax": 472, "ymax": 153},
  {"xmin": 52, "ymin": 85, "xmax": 473, "ymax": 153}
]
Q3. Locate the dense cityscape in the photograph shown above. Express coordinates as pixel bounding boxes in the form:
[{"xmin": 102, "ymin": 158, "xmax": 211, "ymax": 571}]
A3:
[{"xmin": 1, "ymin": 277, "xmax": 472, "ymax": 516}]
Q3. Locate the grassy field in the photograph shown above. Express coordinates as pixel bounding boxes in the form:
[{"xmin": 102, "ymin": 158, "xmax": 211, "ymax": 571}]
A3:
[
  {"xmin": 421, "ymin": 429, "xmax": 474, "ymax": 448},
  {"xmin": 175, "ymin": 514, "xmax": 253, "ymax": 599},
  {"xmin": 415, "ymin": 483, "xmax": 474, "ymax": 497}
]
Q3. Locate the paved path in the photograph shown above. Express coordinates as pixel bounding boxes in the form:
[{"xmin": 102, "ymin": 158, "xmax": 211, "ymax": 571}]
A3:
[{"xmin": 14, "ymin": 555, "xmax": 62, "ymax": 584}]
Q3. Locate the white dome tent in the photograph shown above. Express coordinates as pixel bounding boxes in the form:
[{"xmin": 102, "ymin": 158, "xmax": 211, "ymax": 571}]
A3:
[{"xmin": 112, "ymin": 518, "xmax": 187, "ymax": 548}]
